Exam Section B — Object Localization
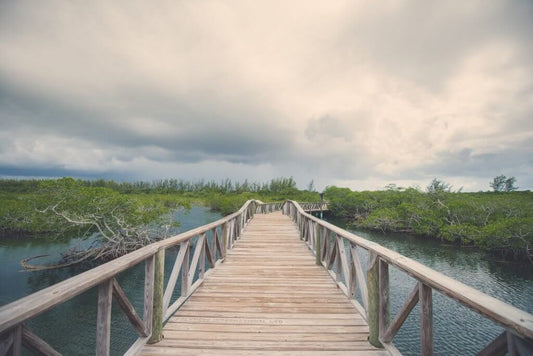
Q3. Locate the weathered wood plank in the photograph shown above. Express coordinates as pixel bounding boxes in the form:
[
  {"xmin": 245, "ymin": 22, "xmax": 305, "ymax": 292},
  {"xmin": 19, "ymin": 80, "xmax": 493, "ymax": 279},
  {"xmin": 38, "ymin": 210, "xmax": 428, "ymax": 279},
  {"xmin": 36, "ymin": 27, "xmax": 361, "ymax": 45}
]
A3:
[
  {"xmin": 162, "ymin": 241, "xmax": 189, "ymax": 313},
  {"xmin": 286, "ymin": 201, "xmax": 533, "ymax": 340},
  {"xmin": 379, "ymin": 259, "xmax": 390, "ymax": 341},
  {"xmin": 21, "ymin": 326, "xmax": 61, "ymax": 356},
  {"xmin": 420, "ymin": 282, "xmax": 433, "ymax": 356},
  {"xmin": 381, "ymin": 282, "xmax": 419, "ymax": 343},
  {"xmin": 112, "ymin": 279, "xmax": 147, "ymax": 337},
  {"xmin": 96, "ymin": 278, "xmax": 113, "ymax": 356},
  {"xmin": 141, "ymin": 211, "xmax": 379, "ymax": 355}
]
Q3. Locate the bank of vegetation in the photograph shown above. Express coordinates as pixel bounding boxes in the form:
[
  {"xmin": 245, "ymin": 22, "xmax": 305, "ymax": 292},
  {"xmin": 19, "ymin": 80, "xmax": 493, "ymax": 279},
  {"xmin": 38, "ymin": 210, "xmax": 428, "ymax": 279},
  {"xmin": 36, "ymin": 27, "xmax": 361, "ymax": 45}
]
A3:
[
  {"xmin": 1, "ymin": 177, "xmax": 318, "ymax": 268},
  {"xmin": 324, "ymin": 182, "xmax": 533, "ymax": 262}
]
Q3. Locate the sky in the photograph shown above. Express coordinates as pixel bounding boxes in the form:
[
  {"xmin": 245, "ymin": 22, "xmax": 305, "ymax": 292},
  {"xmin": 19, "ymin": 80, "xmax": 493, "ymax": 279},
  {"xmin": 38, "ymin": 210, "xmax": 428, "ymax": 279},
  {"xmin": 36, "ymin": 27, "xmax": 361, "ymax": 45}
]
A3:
[{"xmin": 1, "ymin": 1, "xmax": 532, "ymax": 192}]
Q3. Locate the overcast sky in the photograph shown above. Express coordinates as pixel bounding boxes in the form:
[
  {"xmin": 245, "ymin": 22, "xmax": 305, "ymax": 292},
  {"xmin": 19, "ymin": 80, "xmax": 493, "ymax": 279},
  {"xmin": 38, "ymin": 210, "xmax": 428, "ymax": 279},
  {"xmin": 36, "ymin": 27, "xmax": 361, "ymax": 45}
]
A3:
[{"xmin": 1, "ymin": 1, "xmax": 532, "ymax": 191}]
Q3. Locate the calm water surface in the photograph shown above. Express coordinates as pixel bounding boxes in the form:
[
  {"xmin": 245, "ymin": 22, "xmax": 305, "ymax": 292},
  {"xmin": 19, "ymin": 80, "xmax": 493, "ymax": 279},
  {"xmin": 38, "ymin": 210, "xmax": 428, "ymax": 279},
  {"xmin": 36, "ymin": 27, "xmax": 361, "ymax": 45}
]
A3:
[
  {"xmin": 333, "ymin": 219, "xmax": 533, "ymax": 355},
  {"xmin": 1, "ymin": 210, "xmax": 531, "ymax": 355},
  {"xmin": 0, "ymin": 206, "xmax": 223, "ymax": 355}
]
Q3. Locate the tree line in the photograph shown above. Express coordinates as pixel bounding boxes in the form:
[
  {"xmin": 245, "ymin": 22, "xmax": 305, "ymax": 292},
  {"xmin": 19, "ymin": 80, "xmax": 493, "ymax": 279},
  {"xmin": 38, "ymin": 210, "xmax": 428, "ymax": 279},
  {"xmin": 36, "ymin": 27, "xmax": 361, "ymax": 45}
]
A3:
[{"xmin": 325, "ymin": 178, "xmax": 532, "ymax": 262}]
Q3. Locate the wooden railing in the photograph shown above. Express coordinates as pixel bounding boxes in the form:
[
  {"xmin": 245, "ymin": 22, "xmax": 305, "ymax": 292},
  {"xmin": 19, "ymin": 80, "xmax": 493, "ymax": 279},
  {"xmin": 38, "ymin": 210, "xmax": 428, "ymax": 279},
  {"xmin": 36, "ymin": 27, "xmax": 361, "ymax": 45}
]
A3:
[
  {"xmin": 0, "ymin": 200, "xmax": 270, "ymax": 356},
  {"xmin": 283, "ymin": 200, "xmax": 533, "ymax": 356},
  {"xmin": 298, "ymin": 201, "xmax": 328, "ymax": 212}
]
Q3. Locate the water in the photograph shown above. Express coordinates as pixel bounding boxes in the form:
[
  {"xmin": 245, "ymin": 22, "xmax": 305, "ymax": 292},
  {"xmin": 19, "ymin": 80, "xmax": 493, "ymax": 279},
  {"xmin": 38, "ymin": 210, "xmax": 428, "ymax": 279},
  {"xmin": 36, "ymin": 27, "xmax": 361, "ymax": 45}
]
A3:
[
  {"xmin": 0, "ymin": 206, "xmax": 223, "ymax": 355},
  {"xmin": 1, "ymin": 209, "xmax": 531, "ymax": 355},
  {"xmin": 334, "ymin": 221, "xmax": 533, "ymax": 355}
]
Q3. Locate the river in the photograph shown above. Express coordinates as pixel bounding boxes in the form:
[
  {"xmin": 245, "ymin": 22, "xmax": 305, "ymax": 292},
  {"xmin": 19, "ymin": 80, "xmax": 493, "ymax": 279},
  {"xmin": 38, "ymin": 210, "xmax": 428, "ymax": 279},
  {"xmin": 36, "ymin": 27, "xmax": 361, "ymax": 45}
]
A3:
[{"xmin": 0, "ymin": 208, "xmax": 531, "ymax": 355}]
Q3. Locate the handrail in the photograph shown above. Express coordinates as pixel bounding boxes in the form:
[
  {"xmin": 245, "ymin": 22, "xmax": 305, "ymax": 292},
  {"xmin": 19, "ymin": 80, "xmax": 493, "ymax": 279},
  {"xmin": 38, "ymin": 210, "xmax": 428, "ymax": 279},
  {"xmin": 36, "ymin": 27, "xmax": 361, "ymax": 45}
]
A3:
[
  {"xmin": 284, "ymin": 200, "xmax": 533, "ymax": 355},
  {"xmin": 0, "ymin": 199, "xmax": 269, "ymax": 355}
]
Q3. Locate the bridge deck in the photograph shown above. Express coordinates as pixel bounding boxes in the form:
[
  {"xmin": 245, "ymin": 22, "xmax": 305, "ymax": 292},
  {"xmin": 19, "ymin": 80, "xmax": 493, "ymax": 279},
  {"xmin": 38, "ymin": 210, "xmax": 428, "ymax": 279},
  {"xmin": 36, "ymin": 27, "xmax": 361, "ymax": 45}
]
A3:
[{"xmin": 140, "ymin": 211, "xmax": 388, "ymax": 355}]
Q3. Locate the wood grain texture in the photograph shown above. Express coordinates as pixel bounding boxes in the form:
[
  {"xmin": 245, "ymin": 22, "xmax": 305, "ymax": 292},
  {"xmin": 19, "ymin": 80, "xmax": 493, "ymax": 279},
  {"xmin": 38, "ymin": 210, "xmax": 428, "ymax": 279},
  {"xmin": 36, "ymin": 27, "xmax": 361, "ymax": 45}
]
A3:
[
  {"xmin": 139, "ymin": 212, "xmax": 382, "ymax": 355},
  {"xmin": 285, "ymin": 201, "xmax": 533, "ymax": 341}
]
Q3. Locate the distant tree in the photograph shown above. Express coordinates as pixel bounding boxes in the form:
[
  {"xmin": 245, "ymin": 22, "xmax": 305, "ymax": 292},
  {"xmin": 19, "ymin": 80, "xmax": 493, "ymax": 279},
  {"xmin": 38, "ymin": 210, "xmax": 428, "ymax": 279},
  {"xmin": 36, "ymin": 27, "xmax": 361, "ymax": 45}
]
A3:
[
  {"xmin": 490, "ymin": 175, "xmax": 518, "ymax": 192},
  {"xmin": 307, "ymin": 180, "xmax": 316, "ymax": 192},
  {"xmin": 426, "ymin": 178, "xmax": 452, "ymax": 194}
]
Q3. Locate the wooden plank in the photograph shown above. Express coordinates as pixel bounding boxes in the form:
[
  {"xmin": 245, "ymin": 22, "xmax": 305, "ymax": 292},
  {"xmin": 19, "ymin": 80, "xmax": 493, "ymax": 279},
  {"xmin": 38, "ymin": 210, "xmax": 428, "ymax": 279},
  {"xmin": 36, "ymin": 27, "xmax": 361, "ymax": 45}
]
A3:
[
  {"xmin": 181, "ymin": 242, "xmax": 190, "ymax": 296},
  {"xmin": 140, "ymin": 348, "xmax": 389, "ymax": 356},
  {"xmin": 112, "ymin": 278, "xmax": 147, "ymax": 337},
  {"xmin": 140, "ymin": 211, "xmax": 379, "ymax": 355},
  {"xmin": 379, "ymin": 258, "xmax": 390, "ymax": 341},
  {"xmin": 162, "ymin": 241, "xmax": 189, "ymax": 313},
  {"xmin": 146, "ymin": 252, "xmax": 159, "ymax": 343},
  {"xmin": 381, "ymin": 282, "xmax": 419, "ymax": 343},
  {"xmin": 96, "ymin": 278, "xmax": 113, "ymax": 356},
  {"xmin": 420, "ymin": 282, "xmax": 433, "ymax": 356},
  {"xmin": 350, "ymin": 243, "xmax": 369, "ymax": 314},
  {"xmin": 0, "ymin": 201, "xmax": 262, "ymax": 335},
  {"xmin": 337, "ymin": 236, "xmax": 350, "ymax": 289},
  {"xmin": 287, "ymin": 201, "xmax": 533, "ymax": 340},
  {"xmin": 21, "ymin": 326, "xmax": 61, "ymax": 356},
  {"xmin": 11, "ymin": 325, "xmax": 21, "ymax": 356},
  {"xmin": 188, "ymin": 234, "xmax": 206, "ymax": 283}
]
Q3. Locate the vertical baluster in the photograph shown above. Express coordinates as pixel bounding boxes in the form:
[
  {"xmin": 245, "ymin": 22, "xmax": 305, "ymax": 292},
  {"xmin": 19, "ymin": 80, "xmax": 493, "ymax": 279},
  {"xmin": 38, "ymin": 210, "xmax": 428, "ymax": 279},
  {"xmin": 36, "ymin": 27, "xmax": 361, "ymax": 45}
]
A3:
[
  {"xmin": 11, "ymin": 325, "xmax": 22, "ymax": 356},
  {"xmin": 420, "ymin": 282, "xmax": 433, "ymax": 356},
  {"xmin": 379, "ymin": 258, "xmax": 390, "ymax": 341},
  {"xmin": 96, "ymin": 278, "xmax": 113, "ymax": 356},
  {"xmin": 146, "ymin": 253, "xmax": 158, "ymax": 342},
  {"xmin": 367, "ymin": 251, "xmax": 381, "ymax": 347},
  {"xmin": 315, "ymin": 223, "xmax": 321, "ymax": 265},
  {"xmin": 181, "ymin": 243, "xmax": 190, "ymax": 297},
  {"xmin": 199, "ymin": 233, "xmax": 206, "ymax": 279}
]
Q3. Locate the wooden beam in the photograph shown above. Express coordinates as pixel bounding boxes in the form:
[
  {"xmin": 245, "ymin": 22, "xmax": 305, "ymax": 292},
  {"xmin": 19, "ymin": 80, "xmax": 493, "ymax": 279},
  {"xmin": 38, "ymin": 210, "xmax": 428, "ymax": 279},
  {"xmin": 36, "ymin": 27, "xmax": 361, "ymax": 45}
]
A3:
[
  {"xmin": 11, "ymin": 325, "xmax": 21, "ymax": 356},
  {"xmin": 315, "ymin": 222, "xmax": 321, "ymax": 266},
  {"xmin": 205, "ymin": 234, "xmax": 216, "ymax": 268},
  {"xmin": 96, "ymin": 278, "xmax": 113, "ymax": 356},
  {"xmin": 20, "ymin": 326, "xmax": 60, "ymax": 356},
  {"xmin": 146, "ymin": 252, "xmax": 160, "ymax": 343},
  {"xmin": 112, "ymin": 279, "xmax": 147, "ymax": 337},
  {"xmin": 367, "ymin": 251, "xmax": 381, "ymax": 348},
  {"xmin": 336, "ymin": 236, "xmax": 350, "ymax": 289},
  {"xmin": 420, "ymin": 282, "xmax": 433, "ymax": 356},
  {"xmin": 162, "ymin": 241, "xmax": 189, "ymax": 313},
  {"xmin": 379, "ymin": 259, "xmax": 390, "ymax": 341},
  {"xmin": 381, "ymin": 282, "xmax": 419, "ymax": 343},
  {"xmin": 350, "ymin": 244, "xmax": 369, "ymax": 314},
  {"xmin": 188, "ymin": 234, "xmax": 206, "ymax": 283}
]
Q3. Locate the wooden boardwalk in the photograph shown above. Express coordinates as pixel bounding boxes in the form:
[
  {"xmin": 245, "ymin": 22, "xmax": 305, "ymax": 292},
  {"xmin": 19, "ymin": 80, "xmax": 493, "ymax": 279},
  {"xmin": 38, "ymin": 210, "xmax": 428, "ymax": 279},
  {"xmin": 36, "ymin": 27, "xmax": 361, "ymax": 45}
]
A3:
[{"xmin": 140, "ymin": 211, "xmax": 387, "ymax": 355}]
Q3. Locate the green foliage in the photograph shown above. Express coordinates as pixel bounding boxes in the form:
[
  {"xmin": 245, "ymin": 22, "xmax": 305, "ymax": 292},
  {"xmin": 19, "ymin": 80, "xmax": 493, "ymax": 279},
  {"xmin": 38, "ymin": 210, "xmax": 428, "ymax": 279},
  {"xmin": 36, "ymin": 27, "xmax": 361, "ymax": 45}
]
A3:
[
  {"xmin": 325, "ymin": 185, "xmax": 533, "ymax": 260},
  {"xmin": 490, "ymin": 175, "xmax": 518, "ymax": 192}
]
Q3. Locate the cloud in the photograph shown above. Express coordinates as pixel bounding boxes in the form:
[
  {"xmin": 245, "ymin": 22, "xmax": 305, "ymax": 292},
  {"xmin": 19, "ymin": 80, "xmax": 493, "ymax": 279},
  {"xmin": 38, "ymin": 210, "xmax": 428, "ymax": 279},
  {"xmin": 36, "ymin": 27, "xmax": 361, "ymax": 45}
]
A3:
[{"xmin": 0, "ymin": 0, "xmax": 532, "ymax": 191}]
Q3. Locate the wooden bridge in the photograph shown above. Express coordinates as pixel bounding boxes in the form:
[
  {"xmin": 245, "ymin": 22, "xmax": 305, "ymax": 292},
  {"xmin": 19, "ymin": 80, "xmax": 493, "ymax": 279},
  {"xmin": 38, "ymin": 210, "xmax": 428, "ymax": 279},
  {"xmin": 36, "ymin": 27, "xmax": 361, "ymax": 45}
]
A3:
[{"xmin": 0, "ymin": 201, "xmax": 532, "ymax": 355}]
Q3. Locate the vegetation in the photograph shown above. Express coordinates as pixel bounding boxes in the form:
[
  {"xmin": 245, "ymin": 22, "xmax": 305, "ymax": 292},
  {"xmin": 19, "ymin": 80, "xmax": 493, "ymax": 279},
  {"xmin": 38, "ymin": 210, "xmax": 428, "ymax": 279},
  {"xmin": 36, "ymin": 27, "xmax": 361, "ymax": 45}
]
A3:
[
  {"xmin": 490, "ymin": 175, "xmax": 518, "ymax": 192},
  {"xmin": 1, "ymin": 176, "xmax": 319, "ymax": 268},
  {"xmin": 325, "ymin": 182, "xmax": 533, "ymax": 262},
  {"xmin": 2, "ymin": 175, "xmax": 531, "ymax": 264},
  {"xmin": 0, "ymin": 176, "xmax": 318, "ymax": 234}
]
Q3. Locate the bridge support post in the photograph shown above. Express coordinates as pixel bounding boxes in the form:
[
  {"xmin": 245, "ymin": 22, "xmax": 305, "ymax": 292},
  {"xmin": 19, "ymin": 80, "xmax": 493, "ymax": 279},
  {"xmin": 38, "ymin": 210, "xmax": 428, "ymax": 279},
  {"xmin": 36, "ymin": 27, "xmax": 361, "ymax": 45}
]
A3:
[
  {"xmin": 148, "ymin": 249, "xmax": 165, "ymax": 344},
  {"xmin": 367, "ymin": 252, "xmax": 383, "ymax": 348},
  {"xmin": 315, "ymin": 223, "xmax": 321, "ymax": 266}
]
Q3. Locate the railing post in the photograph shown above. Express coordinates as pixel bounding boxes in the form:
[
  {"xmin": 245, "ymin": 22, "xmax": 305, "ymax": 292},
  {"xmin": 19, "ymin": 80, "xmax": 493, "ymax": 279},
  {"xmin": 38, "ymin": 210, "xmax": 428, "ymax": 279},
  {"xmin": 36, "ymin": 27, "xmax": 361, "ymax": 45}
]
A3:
[
  {"xmin": 222, "ymin": 222, "xmax": 229, "ymax": 257},
  {"xmin": 420, "ymin": 282, "xmax": 433, "ymax": 356},
  {"xmin": 315, "ymin": 222, "xmax": 321, "ymax": 266},
  {"xmin": 148, "ymin": 249, "xmax": 164, "ymax": 344},
  {"xmin": 367, "ymin": 251, "xmax": 382, "ymax": 348},
  {"xmin": 96, "ymin": 278, "xmax": 113, "ymax": 356},
  {"xmin": 379, "ymin": 258, "xmax": 390, "ymax": 342}
]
